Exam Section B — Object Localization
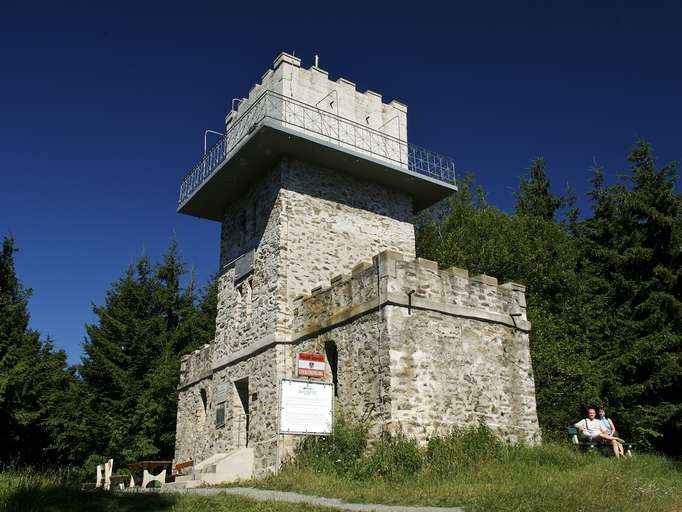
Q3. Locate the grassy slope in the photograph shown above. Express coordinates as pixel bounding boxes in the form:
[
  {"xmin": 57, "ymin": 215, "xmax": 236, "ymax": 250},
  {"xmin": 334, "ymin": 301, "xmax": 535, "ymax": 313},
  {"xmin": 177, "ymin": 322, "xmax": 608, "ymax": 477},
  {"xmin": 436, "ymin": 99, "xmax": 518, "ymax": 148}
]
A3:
[
  {"xmin": 253, "ymin": 443, "xmax": 682, "ymax": 512},
  {"xmin": 0, "ymin": 470, "xmax": 333, "ymax": 512},
  {"xmin": 2, "ymin": 444, "xmax": 681, "ymax": 511}
]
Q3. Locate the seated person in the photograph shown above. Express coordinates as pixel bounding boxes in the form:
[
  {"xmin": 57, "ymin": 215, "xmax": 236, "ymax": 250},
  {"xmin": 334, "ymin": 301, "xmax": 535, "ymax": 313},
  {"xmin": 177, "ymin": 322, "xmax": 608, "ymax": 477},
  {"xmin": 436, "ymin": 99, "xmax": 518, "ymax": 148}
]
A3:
[
  {"xmin": 575, "ymin": 406, "xmax": 625, "ymax": 458},
  {"xmin": 598, "ymin": 406, "xmax": 624, "ymax": 457}
]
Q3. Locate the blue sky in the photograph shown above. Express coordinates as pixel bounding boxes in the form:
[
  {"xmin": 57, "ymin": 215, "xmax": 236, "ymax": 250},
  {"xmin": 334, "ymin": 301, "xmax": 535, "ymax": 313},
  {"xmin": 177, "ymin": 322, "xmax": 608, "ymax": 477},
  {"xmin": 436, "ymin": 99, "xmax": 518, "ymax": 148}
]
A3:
[{"xmin": 1, "ymin": 2, "xmax": 680, "ymax": 365}]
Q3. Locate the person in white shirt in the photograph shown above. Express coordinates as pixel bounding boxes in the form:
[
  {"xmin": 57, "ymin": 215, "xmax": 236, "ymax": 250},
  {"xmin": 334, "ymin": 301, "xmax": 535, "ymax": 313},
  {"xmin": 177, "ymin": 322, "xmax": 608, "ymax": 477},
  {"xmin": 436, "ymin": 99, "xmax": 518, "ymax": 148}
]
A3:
[
  {"xmin": 575, "ymin": 406, "xmax": 625, "ymax": 457},
  {"xmin": 597, "ymin": 406, "xmax": 624, "ymax": 457}
]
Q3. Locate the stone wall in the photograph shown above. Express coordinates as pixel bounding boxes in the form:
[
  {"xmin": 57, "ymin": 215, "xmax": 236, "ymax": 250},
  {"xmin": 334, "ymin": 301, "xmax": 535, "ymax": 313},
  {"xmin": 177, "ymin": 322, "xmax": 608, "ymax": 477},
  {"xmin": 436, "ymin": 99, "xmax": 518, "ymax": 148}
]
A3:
[
  {"xmin": 278, "ymin": 158, "xmax": 415, "ymax": 312},
  {"xmin": 176, "ymin": 248, "xmax": 541, "ymax": 473},
  {"xmin": 215, "ymin": 168, "xmax": 285, "ymax": 359},
  {"xmin": 177, "ymin": 159, "xmax": 418, "ymax": 473},
  {"xmin": 212, "ymin": 158, "xmax": 414, "ymax": 363},
  {"xmin": 288, "ymin": 250, "xmax": 540, "ymax": 444},
  {"xmin": 175, "ymin": 344, "xmax": 287, "ymax": 475}
]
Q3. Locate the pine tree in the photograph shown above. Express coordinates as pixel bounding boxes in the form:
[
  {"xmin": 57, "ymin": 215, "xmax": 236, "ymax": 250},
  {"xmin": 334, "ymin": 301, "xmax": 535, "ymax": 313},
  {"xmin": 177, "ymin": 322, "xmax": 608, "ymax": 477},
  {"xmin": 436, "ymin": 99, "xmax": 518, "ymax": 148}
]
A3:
[
  {"xmin": 79, "ymin": 241, "xmax": 214, "ymax": 465},
  {"xmin": 579, "ymin": 141, "xmax": 682, "ymax": 452},
  {"xmin": 0, "ymin": 237, "xmax": 75, "ymax": 465},
  {"xmin": 515, "ymin": 157, "xmax": 565, "ymax": 221}
]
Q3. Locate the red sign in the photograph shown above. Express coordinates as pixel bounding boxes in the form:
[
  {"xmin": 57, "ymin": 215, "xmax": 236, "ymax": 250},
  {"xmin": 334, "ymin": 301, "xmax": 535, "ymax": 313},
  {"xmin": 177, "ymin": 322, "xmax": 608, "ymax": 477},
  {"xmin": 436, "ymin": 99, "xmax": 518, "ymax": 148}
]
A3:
[{"xmin": 297, "ymin": 352, "xmax": 325, "ymax": 378}]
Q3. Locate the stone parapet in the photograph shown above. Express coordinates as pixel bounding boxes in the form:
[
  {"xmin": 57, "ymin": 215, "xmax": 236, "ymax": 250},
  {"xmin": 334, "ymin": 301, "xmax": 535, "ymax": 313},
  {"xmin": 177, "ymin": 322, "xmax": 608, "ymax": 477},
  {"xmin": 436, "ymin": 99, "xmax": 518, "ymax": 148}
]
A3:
[
  {"xmin": 291, "ymin": 250, "xmax": 531, "ymax": 338},
  {"xmin": 225, "ymin": 52, "xmax": 408, "ymax": 143},
  {"xmin": 179, "ymin": 343, "xmax": 213, "ymax": 389}
]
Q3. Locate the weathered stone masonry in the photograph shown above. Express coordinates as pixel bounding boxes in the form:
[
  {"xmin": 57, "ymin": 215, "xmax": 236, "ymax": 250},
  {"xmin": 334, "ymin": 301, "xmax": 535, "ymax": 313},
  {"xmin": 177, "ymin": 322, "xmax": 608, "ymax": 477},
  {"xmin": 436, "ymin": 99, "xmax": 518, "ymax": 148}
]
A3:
[{"xmin": 175, "ymin": 52, "xmax": 541, "ymax": 478}]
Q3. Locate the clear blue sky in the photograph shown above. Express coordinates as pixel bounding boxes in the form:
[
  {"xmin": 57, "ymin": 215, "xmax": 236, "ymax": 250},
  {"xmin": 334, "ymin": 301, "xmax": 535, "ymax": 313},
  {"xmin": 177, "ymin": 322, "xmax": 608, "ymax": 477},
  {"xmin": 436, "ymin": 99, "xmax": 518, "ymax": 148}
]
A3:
[{"xmin": 1, "ymin": 2, "xmax": 680, "ymax": 365}]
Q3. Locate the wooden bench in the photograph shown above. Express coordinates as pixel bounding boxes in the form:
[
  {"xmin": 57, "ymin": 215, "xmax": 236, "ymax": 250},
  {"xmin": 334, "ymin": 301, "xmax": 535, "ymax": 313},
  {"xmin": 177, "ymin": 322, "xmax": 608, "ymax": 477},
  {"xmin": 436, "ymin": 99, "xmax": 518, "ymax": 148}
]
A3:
[
  {"xmin": 567, "ymin": 427, "xmax": 636, "ymax": 456},
  {"xmin": 109, "ymin": 475, "xmax": 129, "ymax": 490},
  {"xmin": 128, "ymin": 460, "xmax": 173, "ymax": 487},
  {"xmin": 173, "ymin": 459, "xmax": 194, "ymax": 479}
]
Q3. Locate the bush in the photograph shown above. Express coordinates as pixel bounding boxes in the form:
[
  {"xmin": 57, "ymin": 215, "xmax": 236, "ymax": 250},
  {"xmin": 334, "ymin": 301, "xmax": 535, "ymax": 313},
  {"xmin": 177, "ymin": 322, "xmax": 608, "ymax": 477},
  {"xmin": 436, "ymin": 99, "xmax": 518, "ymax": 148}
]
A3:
[
  {"xmin": 294, "ymin": 415, "xmax": 368, "ymax": 474},
  {"xmin": 424, "ymin": 422, "xmax": 507, "ymax": 477},
  {"xmin": 295, "ymin": 418, "xmax": 520, "ymax": 481},
  {"xmin": 357, "ymin": 432, "xmax": 423, "ymax": 480}
]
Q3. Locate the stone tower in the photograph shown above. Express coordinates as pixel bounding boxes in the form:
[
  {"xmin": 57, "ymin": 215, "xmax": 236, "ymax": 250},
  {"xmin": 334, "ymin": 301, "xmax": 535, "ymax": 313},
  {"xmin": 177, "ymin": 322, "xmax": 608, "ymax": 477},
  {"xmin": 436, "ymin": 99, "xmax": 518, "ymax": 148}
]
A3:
[{"xmin": 175, "ymin": 52, "xmax": 540, "ymax": 481}]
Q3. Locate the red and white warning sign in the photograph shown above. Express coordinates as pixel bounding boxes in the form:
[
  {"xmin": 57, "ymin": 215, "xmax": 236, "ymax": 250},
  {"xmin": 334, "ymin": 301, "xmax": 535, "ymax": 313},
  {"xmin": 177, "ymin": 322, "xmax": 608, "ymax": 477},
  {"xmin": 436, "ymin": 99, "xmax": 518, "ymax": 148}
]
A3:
[{"xmin": 297, "ymin": 352, "xmax": 325, "ymax": 378}]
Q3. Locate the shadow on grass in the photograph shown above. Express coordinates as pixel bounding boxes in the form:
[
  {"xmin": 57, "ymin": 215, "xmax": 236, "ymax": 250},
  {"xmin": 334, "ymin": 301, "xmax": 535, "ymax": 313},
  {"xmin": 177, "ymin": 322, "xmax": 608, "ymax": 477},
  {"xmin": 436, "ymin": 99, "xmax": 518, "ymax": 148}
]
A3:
[{"xmin": 3, "ymin": 487, "xmax": 177, "ymax": 512}]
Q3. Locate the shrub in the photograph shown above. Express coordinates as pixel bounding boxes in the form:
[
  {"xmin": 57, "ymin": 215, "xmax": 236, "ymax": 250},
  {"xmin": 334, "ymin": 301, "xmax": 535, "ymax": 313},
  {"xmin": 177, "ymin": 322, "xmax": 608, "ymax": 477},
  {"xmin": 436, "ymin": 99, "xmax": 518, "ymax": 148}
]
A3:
[
  {"xmin": 356, "ymin": 431, "xmax": 423, "ymax": 481},
  {"xmin": 424, "ymin": 423, "xmax": 506, "ymax": 477},
  {"xmin": 294, "ymin": 415, "xmax": 368, "ymax": 474}
]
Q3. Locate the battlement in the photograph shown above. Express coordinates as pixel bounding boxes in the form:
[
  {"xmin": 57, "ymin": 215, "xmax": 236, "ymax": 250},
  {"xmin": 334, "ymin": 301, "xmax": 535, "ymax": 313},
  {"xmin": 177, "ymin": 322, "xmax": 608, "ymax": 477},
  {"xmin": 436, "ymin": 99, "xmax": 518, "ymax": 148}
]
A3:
[
  {"xmin": 227, "ymin": 52, "xmax": 408, "ymax": 142},
  {"xmin": 290, "ymin": 250, "xmax": 530, "ymax": 340},
  {"xmin": 179, "ymin": 343, "xmax": 213, "ymax": 388}
]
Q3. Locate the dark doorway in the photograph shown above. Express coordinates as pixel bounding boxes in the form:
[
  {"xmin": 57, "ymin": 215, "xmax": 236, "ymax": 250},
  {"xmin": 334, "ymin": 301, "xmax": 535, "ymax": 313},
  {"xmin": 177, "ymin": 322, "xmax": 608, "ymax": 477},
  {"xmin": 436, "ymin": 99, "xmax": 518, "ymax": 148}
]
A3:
[
  {"xmin": 325, "ymin": 341, "xmax": 338, "ymax": 397},
  {"xmin": 234, "ymin": 378, "xmax": 249, "ymax": 447},
  {"xmin": 200, "ymin": 388, "xmax": 208, "ymax": 418}
]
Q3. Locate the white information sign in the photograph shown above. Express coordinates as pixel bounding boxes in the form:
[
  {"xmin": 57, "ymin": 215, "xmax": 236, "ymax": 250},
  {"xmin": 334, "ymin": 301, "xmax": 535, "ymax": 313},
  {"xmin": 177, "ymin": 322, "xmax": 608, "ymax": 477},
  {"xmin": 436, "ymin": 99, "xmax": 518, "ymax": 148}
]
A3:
[{"xmin": 279, "ymin": 379, "xmax": 333, "ymax": 435}]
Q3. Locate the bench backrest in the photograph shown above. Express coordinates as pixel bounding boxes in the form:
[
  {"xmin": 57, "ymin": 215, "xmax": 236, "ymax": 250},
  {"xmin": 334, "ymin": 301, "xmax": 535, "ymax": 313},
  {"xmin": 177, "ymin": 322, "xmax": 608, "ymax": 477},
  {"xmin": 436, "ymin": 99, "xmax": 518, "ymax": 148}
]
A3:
[
  {"xmin": 175, "ymin": 460, "xmax": 193, "ymax": 470},
  {"xmin": 567, "ymin": 427, "xmax": 578, "ymax": 435}
]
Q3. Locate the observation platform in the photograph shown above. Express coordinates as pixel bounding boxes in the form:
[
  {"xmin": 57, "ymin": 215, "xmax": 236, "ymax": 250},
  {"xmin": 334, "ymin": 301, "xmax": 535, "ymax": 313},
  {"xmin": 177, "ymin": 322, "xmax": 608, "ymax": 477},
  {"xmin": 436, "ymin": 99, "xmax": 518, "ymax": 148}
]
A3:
[{"xmin": 178, "ymin": 90, "xmax": 457, "ymax": 221}]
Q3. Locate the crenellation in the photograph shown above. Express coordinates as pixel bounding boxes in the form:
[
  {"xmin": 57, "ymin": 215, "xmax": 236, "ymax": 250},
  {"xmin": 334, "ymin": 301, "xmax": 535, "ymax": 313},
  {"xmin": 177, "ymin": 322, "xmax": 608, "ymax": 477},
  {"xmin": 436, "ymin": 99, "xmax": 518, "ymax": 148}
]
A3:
[
  {"xmin": 364, "ymin": 89, "xmax": 382, "ymax": 100},
  {"xmin": 470, "ymin": 274, "xmax": 498, "ymax": 286},
  {"xmin": 309, "ymin": 66, "xmax": 329, "ymax": 77},
  {"xmin": 273, "ymin": 51, "xmax": 301, "ymax": 70}
]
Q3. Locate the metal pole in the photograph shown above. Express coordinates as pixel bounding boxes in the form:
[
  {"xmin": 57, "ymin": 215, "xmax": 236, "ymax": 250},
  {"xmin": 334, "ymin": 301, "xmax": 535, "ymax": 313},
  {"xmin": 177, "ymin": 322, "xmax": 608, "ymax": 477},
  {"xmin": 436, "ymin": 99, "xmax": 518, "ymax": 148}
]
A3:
[{"xmin": 204, "ymin": 130, "xmax": 224, "ymax": 156}]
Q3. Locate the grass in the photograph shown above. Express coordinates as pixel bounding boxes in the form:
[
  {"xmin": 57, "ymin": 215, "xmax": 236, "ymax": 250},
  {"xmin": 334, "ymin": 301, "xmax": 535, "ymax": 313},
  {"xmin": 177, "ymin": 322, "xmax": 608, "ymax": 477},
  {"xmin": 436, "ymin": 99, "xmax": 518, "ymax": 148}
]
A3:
[
  {"xmin": 0, "ymin": 469, "xmax": 334, "ymax": 512},
  {"xmin": 246, "ymin": 421, "xmax": 682, "ymax": 512},
  {"xmin": 3, "ymin": 423, "xmax": 681, "ymax": 511}
]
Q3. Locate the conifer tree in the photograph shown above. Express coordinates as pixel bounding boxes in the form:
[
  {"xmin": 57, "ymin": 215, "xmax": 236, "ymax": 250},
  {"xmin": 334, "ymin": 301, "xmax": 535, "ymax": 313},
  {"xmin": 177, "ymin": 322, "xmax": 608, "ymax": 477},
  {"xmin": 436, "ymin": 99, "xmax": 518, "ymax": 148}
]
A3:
[
  {"xmin": 579, "ymin": 141, "xmax": 682, "ymax": 452},
  {"xmin": 515, "ymin": 157, "xmax": 564, "ymax": 221},
  {"xmin": 79, "ymin": 241, "xmax": 217, "ymax": 465},
  {"xmin": 0, "ymin": 237, "xmax": 75, "ymax": 465}
]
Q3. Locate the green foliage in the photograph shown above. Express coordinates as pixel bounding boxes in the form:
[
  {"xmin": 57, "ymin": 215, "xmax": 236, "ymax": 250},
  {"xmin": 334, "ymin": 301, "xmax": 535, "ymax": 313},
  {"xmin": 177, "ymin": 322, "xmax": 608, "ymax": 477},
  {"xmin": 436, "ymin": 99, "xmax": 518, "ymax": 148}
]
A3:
[
  {"xmin": 0, "ymin": 237, "xmax": 78, "ymax": 466},
  {"xmin": 77, "ymin": 240, "xmax": 218, "ymax": 468},
  {"xmin": 0, "ymin": 236, "xmax": 217, "ymax": 472},
  {"xmin": 424, "ymin": 423, "xmax": 505, "ymax": 477},
  {"xmin": 359, "ymin": 432, "xmax": 423, "ymax": 480},
  {"xmin": 263, "ymin": 424, "xmax": 682, "ymax": 512},
  {"xmin": 295, "ymin": 418, "xmax": 508, "ymax": 482},
  {"xmin": 515, "ymin": 157, "xmax": 565, "ymax": 221},
  {"xmin": 577, "ymin": 141, "xmax": 681, "ymax": 452},
  {"xmin": 294, "ymin": 415, "xmax": 368, "ymax": 474},
  {"xmin": 416, "ymin": 142, "xmax": 682, "ymax": 454}
]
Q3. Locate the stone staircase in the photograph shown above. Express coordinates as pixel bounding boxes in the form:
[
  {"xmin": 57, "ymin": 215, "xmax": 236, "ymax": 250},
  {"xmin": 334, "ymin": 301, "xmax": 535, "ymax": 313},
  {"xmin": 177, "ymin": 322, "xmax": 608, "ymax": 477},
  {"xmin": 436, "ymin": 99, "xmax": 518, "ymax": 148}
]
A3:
[{"xmin": 169, "ymin": 448, "xmax": 255, "ymax": 488}]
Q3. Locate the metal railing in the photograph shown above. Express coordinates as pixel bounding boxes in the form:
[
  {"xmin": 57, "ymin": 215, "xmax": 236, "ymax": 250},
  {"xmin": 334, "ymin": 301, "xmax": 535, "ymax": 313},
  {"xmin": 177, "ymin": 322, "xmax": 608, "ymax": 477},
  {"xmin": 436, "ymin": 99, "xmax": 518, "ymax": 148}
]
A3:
[{"xmin": 178, "ymin": 90, "xmax": 456, "ymax": 205}]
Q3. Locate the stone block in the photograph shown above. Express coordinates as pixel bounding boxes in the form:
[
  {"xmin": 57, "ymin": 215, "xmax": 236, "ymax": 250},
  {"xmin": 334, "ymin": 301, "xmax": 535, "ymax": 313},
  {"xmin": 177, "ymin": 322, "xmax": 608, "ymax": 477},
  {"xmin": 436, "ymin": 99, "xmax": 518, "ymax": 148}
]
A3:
[
  {"xmin": 273, "ymin": 52, "xmax": 301, "ymax": 69},
  {"xmin": 389, "ymin": 99, "xmax": 407, "ymax": 113},
  {"xmin": 470, "ymin": 274, "xmax": 498, "ymax": 286},
  {"xmin": 415, "ymin": 257, "xmax": 439, "ymax": 272},
  {"xmin": 351, "ymin": 261, "xmax": 374, "ymax": 275},
  {"xmin": 446, "ymin": 266, "xmax": 469, "ymax": 278}
]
